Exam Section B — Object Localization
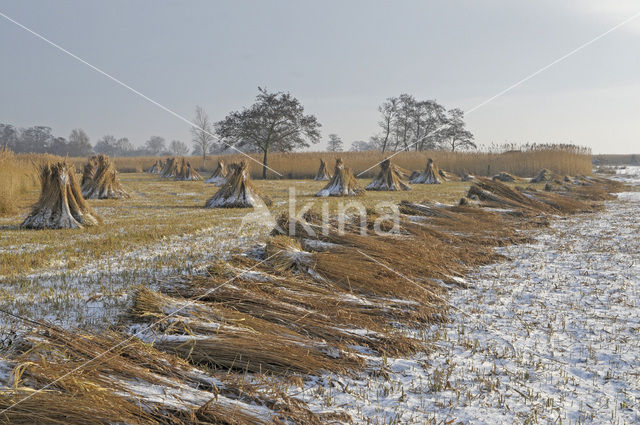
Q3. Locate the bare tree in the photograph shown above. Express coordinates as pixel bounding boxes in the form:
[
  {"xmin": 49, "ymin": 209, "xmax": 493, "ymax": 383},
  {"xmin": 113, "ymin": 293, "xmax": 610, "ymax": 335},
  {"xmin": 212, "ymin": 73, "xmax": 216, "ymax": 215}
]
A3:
[
  {"xmin": 169, "ymin": 140, "xmax": 189, "ymax": 156},
  {"xmin": 216, "ymin": 87, "xmax": 321, "ymax": 179},
  {"xmin": 191, "ymin": 106, "xmax": 216, "ymax": 168},
  {"xmin": 327, "ymin": 134, "xmax": 343, "ymax": 152},
  {"xmin": 145, "ymin": 136, "xmax": 166, "ymax": 155},
  {"xmin": 68, "ymin": 129, "xmax": 93, "ymax": 156},
  {"xmin": 377, "ymin": 97, "xmax": 398, "ymax": 153},
  {"xmin": 0, "ymin": 124, "xmax": 18, "ymax": 151},
  {"xmin": 441, "ymin": 108, "xmax": 476, "ymax": 152},
  {"xmin": 415, "ymin": 100, "xmax": 446, "ymax": 151}
]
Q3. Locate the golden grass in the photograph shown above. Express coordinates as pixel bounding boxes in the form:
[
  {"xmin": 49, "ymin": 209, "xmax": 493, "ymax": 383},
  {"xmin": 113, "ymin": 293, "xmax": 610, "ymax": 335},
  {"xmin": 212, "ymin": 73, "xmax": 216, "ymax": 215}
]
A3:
[
  {"xmin": 0, "ymin": 150, "xmax": 42, "ymax": 216},
  {"xmin": 67, "ymin": 145, "xmax": 593, "ymax": 179}
]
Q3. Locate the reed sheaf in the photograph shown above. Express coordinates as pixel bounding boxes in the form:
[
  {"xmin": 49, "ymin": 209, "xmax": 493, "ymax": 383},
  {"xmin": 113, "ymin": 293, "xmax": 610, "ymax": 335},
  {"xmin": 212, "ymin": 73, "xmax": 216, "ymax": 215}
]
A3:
[
  {"xmin": 67, "ymin": 143, "xmax": 593, "ymax": 179},
  {"xmin": 0, "ymin": 170, "xmax": 623, "ymax": 423}
]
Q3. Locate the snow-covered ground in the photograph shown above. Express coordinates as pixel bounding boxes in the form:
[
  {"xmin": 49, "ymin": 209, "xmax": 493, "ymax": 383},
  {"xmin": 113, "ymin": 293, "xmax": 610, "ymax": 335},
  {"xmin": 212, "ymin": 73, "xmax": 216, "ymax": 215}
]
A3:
[
  {"xmin": 0, "ymin": 216, "xmax": 269, "ymax": 330},
  {"xmin": 292, "ymin": 167, "xmax": 640, "ymax": 424}
]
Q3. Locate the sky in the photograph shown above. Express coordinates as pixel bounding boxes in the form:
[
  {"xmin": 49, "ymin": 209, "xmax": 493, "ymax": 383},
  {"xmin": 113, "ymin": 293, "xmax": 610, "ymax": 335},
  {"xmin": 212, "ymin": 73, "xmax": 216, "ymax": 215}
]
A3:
[{"xmin": 0, "ymin": 0, "xmax": 639, "ymax": 154}]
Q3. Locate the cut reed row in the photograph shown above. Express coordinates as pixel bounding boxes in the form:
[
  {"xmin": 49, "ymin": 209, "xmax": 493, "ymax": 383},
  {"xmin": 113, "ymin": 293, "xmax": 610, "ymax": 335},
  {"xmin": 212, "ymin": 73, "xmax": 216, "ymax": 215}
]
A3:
[
  {"xmin": 0, "ymin": 325, "xmax": 323, "ymax": 425},
  {"xmin": 129, "ymin": 175, "xmax": 622, "ymax": 381}
]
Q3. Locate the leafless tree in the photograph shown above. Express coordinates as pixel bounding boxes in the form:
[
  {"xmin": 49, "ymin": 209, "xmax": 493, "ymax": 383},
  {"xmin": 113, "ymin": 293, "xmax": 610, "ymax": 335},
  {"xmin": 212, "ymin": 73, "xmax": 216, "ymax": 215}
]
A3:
[
  {"xmin": 441, "ymin": 108, "xmax": 476, "ymax": 152},
  {"xmin": 216, "ymin": 87, "xmax": 321, "ymax": 179},
  {"xmin": 191, "ymin": 106, "xmax": 216, "ymax": 168},
  {"xmin": 327, "ymin": 134, "xmax": 343, "ymax": 152},
  {"xmin": 169, "ymin": 140, "xmax": 189, "ymax": 156}
]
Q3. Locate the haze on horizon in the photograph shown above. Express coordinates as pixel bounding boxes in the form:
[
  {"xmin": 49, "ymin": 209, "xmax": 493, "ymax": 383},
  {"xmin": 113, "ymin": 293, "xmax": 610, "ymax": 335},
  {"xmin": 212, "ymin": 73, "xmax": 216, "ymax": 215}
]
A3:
[{"xmin": 1, "ymin": 0, "xmax": 639, "ymax": 154}]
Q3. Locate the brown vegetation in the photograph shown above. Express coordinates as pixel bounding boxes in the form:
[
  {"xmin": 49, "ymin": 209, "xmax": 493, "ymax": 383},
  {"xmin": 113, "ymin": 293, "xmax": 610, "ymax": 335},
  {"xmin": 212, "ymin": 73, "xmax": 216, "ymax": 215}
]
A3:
[
  {"xmin": 205, "ymin": 161, "xmax": 271, "ymax": 208},
  {"xmin": 365, "ymin": 158, "xmax": 411, "ymax": 191},
  {"xmin": 174, "ymin": 158, "xmax": 202, "ymax": 181},
  {"xmin": 313, "ymin": 159, "xmax": 331, "ymax": 181},
  {"xmin": 22, "ymin": 161, "xmax": 101, "ymax": 229},
  {"xmin": 0, "ymin": 149, "xmax": 39, "ymax": 216},
  {"xmin": 81, "ymin": 154, "xmax": 130, "ymax": 199},
  {"xmin": 410, "ymin": 158, "xmax": 442, "ymax": 184},
  {"xmin": 66, "ymin": 144, "xmax": 593, "ymax": 179},
  {"xmin": 316, "ymin": 158, "xmax": 365, "ymax": 196},
  {"xmin": 204, "ymin": 159, "xmax": 228, "ymax": 184}
]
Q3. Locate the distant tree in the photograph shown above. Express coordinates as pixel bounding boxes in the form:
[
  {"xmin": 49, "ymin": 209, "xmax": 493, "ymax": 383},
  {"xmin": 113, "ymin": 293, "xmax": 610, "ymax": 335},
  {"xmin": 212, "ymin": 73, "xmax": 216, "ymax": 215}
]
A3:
[
  {"xmin": 441, "ymin": 108, "xmax": 475, "ymax": 152},
  {"xmin": 373, "ymin": 95, "xmax": 448, "ymax": 152},
  {"xmin": 169, "ymin": 140, "xmax": 189, "ymax": 156},
  {"xmin": 0, "ymin": 124, "xmax": 18, "ymax": 151},
  {"xmin": 95, "ymin": 135, "xmax": 131, "ymax": 156},
  {"xmin": 191, "ymin": 106, "xmax": 216, "ymax": 168},
  {"xmin": 377, "ymin": 97, "xmax": 398, "ymax": 153},
  {"xmin": 350, "ymin": 140, "xmax": 374, "ymax": 152},
  {"xmin": 68, "ymin": 129, "xmax": 93, "ymax": 156},
  {"xmin": 49, "ymin": 137, "xmax": 69, "ymax": 156},
  {"xmin": 116, "ymin": 138, "xmax": 133, "ymax": 155},
  {"xmin": 19, "ymin": 126, "xmax": 53, "ymax": 153},
  {"xmin": 94, "ymin": 135, "xmax": 118, "ymax": 156},
  {"xmin": 216, "ymin": 87, "xmax": 321, "ymax": 179},
  {"xmin": 144, "ymin": 136, "xmax": 166, "ymax": 155},
  {"xmin": 327, "ymin": 134, "xmax": 343, "ymax": 152},
  {"xmin": 413, "ymin": 100, "xmax": 446, "ymax": 151}
]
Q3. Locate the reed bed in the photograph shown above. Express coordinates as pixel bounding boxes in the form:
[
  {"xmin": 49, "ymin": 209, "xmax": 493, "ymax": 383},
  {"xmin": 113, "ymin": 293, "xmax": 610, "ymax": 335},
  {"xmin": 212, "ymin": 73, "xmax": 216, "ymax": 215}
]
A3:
[
  {"xmin": 67, "ymin": 144, "xmax": 592, "ymax": 179},
  {"xmin": 0, "ymin": 150, "xmax": 43, "ymax": 216}
]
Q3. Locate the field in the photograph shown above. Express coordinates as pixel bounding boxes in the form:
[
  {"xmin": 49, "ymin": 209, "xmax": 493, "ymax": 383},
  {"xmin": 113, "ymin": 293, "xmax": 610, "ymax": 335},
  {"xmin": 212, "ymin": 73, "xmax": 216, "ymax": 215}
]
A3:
[
  {"xmin": 0, "ymin": 172, "xmax": 469, "ymax": 327},
  {"xmin": 0, "ymin": 154, "xmax": 638, "ymax": 424}
]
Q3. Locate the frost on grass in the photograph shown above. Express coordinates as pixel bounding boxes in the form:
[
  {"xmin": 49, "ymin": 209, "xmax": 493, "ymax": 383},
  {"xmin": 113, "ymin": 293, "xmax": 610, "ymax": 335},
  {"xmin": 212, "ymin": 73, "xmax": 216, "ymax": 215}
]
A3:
[
  {"xmin": 0, "ymin": 214, "xmax": 270, "ymax": 331},
  {"xmin": 290, "ymin": 168, "xmax": 640, "ymax": 424}
]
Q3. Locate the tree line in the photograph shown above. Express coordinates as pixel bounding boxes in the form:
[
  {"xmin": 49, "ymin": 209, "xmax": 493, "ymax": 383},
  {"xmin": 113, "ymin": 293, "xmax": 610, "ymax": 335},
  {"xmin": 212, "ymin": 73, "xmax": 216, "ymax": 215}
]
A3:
[
  {"xmin": 1, "ymin": 88, "xmax": 475, "ymax": 177},
  {"xmin": 0, "ymin": 124, "xmax": 196, "ymax": 157}
]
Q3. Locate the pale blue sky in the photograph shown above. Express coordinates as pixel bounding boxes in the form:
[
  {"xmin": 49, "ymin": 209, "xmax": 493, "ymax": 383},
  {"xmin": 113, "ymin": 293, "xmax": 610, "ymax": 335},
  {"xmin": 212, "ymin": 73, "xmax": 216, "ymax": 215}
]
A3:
[{"xmin": 1, "ymin": 0, "xmax": 639, "ymax": 153}]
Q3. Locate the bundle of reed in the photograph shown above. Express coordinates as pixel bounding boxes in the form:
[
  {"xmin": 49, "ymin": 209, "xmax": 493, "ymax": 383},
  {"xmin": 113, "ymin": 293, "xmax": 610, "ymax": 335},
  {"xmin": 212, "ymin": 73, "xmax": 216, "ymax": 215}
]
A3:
[
  {"xmin": 174, "ymin": 158, "xmax": 202, "ymax": 181},
  {"xmin": 21, "ymin": 161, "xmax": 101, "ymax": 229},
  {"xmin": 146, "ymin": 159, "xmax": 162, "ymax": 174},
  {"xmin": 521, "ymin": 188, "xmax": 601, "ymax": 214},
  {"xmin": 0, "ymin": 388, "xmax": 158, "ymax": 425},
  {"xmin": 160, "ymin": 157, "xmax": 179, "ymax": 178},
  {"xmin": 399, "ymin": 201, "xmax": 535, "ymax": 251},
  {"xmin": 5, "ymin": 325, "xmax": 317, "ymax": 425},
  {"xmin": 268, "ymin": 220, "xmax": 451, "ymax": 307},
  {"xmin": 131, "ymin": 287, "xmax": 364, "ymax": 375},
  {"xmin": 365, "ymin": 158, "xmax": 411, "ymax": 191},
  {"xmin": 470, "ymin": 178, "xmax": 606, "ymax": 216},
  {"xmin": 81, "ymin": 154, "xmax": 130, "ymax": 199},
  {"xmin": 461, "ymin": 170, "xmax": 475, "ymax": 181},
  {"xmin": 410, "ymin": 158, "xmax": 442, "ymax": 184},
  {"xmin": 81, "ymin": 155, "xmax": 97, "ymax": 186},
  {"xmin": 530, "ymin": 168, "xmax": 556, "ymax": 183},
  {"xmin": 175, "ymin": 261, "xmax": 428, "ymax": 355},
  {"xmin": 466, "ymin": 178, "xmax": 550, "ymax": 213},
  {"xmin": 316, "ymin": 158, "xmax": 365, "ymax": 197},
  {"xmin": 491, "ymin": 171, "xmax": 521, "ymax": 182},
  {"xmin": 205, "ymin": 159, "xmax": 228, "ymax": 185},
  {"xmin": 205, "ymin": 161, "xmax": 271, "ymax": 208},
  {"xmin": 438, "ymin": 169, "xmax": 461, "ymax": 182},
  {"xmin": 313, "ymin": 159, "xmax": 332, "ymax": 181}
]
